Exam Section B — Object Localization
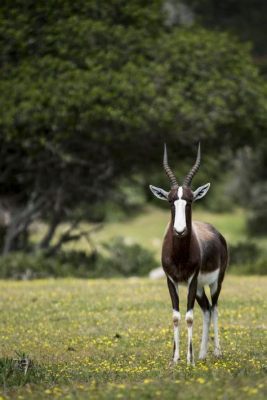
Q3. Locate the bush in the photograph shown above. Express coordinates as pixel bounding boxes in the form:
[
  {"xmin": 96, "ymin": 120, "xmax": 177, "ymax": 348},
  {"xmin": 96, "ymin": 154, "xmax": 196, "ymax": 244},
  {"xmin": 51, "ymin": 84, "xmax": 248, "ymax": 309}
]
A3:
[
  {"xmin": 0, "ymin": 251, "xmax": 94, "ymax": 280},
  {"xmin": 229, "ymin": 240, "xmax": 267, "ymax": 275},
  {"xmin": 0, "ymin": 237, "xmax": 157, "ymax": 279},
  {"xmin": 96, "ymin": 237, "xmax": 158, "ymax": 278},
  {"xmin": 229, "ymin": 241, "xmax": 261, "ymax": 265},
  {"xmin": 230, "ymin": 258, "xmax": 267, "ymax": 275},
  {"xmin": 247, "ymin": 209, "xmax": 267, "ymax": 236}
]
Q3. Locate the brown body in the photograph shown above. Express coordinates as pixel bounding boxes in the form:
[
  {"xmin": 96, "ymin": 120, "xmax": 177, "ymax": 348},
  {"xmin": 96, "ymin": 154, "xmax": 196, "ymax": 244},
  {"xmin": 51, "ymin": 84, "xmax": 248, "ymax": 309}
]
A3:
[{"xmin": 162, "ymin": 220, "xmax": 228, "ymax": 283}]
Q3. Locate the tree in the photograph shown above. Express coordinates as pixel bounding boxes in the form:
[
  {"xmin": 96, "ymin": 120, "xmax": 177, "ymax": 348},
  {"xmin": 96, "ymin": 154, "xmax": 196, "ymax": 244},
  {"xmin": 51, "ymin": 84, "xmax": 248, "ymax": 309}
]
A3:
[
  {"xmin": 230, "ymin": 141, "xmax": 267, "ymax": 235},
  {"xmin": 186, "ymin": 0, "xmax": 267, "ymax": 57},
  {"xmin": 0, "ymin": 0, "xmax": 267, "ymax": 253}
]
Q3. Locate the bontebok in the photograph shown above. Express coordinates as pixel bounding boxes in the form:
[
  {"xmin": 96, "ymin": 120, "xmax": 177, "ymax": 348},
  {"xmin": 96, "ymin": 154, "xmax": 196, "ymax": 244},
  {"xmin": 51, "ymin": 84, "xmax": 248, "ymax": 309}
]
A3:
[{"xmin": 149, "ymin": 143, "xmax": 228, "ymax": 365}]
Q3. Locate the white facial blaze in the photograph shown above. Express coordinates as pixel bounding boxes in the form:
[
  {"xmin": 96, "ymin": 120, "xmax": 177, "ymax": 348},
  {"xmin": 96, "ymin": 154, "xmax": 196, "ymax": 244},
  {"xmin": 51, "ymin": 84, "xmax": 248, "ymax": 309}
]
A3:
[{"xmin": 174, "ymin": 187, "xmax": 187, "ymax": 233}]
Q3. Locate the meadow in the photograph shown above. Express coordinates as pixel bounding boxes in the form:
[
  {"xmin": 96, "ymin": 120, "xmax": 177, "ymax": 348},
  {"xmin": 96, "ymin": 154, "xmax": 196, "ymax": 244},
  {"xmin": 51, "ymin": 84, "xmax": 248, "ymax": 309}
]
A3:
[
  {"xmin": 0, "ymin": 208, "xmax": 266, "ymax": 399},
  {"xmin": 0, "ymin": 276, "xmax": 266, "ymax": 399}
]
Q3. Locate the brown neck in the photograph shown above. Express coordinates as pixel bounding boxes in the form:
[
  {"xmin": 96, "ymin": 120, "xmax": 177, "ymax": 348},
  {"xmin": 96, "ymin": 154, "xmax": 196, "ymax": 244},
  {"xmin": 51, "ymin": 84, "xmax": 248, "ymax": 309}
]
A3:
[{"xmin": 170, "ymin": 207, "xmax": 193, "ymax": 263}]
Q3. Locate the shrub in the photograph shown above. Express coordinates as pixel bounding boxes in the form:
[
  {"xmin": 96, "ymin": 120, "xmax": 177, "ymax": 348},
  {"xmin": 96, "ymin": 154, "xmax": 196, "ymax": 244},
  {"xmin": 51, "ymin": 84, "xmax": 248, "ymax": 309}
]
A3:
[
  {"xmin": 0, "ymin": 237, "xmax": 157, "ymax": 279},
  {"xmin": 229, "ymin": 240, "xmax": 267, "ymax": 275},
  {"xmin": 247, "ymin": 209, "xmax": 267, "ymax": 236},
  {"xmin": 230, "ymin": 258, "xmax": 267, "ymax": 275},
  {"xmin": 95, "ymin": 237, "xmax": 158, "ymax": 278},
  {"xmin": 229, "ymin": 241, "xmax": 261, "ymax": 265},
  {"xmin": 0, "ymin": 251, "xmax": 94, "ymax": 280}
]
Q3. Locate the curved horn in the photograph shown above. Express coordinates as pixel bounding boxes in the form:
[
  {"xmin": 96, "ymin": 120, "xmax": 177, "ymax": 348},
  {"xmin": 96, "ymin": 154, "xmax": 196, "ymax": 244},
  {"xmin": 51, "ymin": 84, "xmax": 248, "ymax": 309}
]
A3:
[
  {"xmin": 163, "ymin": 144, "xmax": 178, "ymax": 188},
  {"xmin": 183, "ymin": 142, "xmax": 201, "ymax": 187}
]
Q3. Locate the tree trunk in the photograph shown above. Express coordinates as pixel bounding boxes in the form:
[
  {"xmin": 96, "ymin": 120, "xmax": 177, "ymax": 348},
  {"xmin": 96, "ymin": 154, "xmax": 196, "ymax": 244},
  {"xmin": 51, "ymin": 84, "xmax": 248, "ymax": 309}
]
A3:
[
  {"xmin": 37, "ymin": 187, "xmax": 64, "ymax": 250},
  {"xmin": 2, "ymin": 197, "xmax": 45, "ymax": 255}
]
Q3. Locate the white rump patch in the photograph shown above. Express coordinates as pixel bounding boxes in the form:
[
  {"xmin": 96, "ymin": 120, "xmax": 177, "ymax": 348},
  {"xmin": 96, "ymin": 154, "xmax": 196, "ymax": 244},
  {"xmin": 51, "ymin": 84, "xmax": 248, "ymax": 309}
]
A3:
[{"xmin": 197, "ymin": 269, "xmax": 219, "ymax": 288}]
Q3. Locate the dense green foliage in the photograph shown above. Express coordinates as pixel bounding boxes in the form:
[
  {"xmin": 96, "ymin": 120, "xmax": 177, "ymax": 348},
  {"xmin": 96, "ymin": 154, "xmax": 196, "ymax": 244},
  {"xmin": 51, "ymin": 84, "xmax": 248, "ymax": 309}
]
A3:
[
  {"xmin": 1, "ymin": 3, "xmax": 266, "ymax": 148},
  {"xmin": 187, "ymin": 0, "xmax": 267, "ymax": 56},
  {"xmin": 0, "ymin": 0, "xmax": 267, "ymax": 254}
]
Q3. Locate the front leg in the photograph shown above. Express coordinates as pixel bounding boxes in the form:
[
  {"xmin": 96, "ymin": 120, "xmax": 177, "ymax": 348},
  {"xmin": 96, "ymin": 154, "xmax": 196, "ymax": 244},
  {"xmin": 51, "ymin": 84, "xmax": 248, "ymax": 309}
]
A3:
[
  {"xmin": 167, "ymin": 277, "xmax": 180, "ymax": 363},
  {"xmin": 186, "ymin": 273, "xmax": 198, "ymax": 365}
]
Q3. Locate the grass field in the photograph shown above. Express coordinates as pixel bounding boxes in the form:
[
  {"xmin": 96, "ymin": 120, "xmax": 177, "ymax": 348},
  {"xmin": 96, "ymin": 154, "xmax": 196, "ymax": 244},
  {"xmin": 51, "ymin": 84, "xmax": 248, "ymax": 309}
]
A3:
[{"xmin": 0, "ymin": 276, "xmax": 266, "ymax": 399}]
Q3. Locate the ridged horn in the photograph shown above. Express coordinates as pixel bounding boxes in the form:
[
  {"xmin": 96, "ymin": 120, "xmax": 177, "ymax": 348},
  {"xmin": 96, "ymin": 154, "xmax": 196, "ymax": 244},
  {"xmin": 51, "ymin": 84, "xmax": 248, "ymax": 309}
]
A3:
[
  {"xmin": 163, "ymin": 144, "xmax": 178, "ymax": 188},
  {"xmin": 183, "ymin": 142, "xmax": 201, "ymax": 187}
]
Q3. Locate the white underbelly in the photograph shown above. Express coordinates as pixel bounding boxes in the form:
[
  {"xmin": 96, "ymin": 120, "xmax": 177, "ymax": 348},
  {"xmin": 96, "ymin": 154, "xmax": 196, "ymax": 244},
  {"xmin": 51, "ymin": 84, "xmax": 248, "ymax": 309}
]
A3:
[{"xmin": 197, "ymin": 269, "xmax": 219, "ymax": 287}]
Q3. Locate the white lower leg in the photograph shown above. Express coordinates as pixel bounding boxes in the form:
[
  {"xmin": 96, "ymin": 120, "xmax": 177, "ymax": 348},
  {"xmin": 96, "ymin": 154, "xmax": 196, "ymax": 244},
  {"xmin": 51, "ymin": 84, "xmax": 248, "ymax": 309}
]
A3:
[
  {"xmin": 172, "ymin": 310, "xmax": 181, "ymax": 362},
  {"xmin": 185, "ymin": 310, "xmax": 194, "ymax": 365},
  {"xmin": 211, "ymin": 306, "xmax": 221, "ymax": 356},
  {"xmin": 199, "ymin": 310, "xmax": 211, "ymax": 359}
]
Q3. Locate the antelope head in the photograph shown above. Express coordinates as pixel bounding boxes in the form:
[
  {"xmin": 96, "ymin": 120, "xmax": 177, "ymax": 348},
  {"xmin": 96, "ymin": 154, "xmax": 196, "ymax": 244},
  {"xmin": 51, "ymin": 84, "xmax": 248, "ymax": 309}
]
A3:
[{"xmin": 149, "ymin": 143, "xmax": 210, "ymax": 237}]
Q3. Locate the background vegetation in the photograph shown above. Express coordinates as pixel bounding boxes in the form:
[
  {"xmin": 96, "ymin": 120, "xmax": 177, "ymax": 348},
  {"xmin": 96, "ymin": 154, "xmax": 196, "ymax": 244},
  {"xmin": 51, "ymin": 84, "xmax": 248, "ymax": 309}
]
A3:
[
  {"xmin": 0, "ymin": 2, "xmax": 266, "ymax": 399},
  {"xmin": 0, "ymin": 0, "xmax": 267, "ymax": 276}
]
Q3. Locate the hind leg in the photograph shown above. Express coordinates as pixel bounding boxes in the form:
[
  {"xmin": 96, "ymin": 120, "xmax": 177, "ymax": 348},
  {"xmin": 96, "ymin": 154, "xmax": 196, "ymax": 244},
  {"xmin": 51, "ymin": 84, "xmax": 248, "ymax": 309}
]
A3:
[
  {"xmin": 196, "ymin": 287, "xmax": 211, "ymax": 359},
  {"xmin": 167, "ymin": 277, "xmax": 180, "ymax": 363},
  {"xmin": 210, "ymin": 281, "xmax": 222, "ymax": 357}
]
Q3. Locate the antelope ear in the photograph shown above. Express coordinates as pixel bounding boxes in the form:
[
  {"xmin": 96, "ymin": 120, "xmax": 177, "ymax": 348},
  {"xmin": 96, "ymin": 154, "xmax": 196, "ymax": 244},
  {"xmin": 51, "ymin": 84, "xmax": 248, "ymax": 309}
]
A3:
[
  {"xmin": 149, "ymin": 185, "xmax": 169, "ymax": 201},
  {"xmin": 193, "ymin": 183, "xmax": 210, "ymax": 201}
]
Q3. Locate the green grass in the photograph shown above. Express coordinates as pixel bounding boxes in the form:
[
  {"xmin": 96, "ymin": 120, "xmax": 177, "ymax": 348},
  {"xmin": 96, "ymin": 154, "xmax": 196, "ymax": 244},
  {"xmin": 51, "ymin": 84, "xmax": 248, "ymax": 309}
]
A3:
[{"xmin": 0, "ymin": 276, "xmax": 266, "ymax": 399}]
